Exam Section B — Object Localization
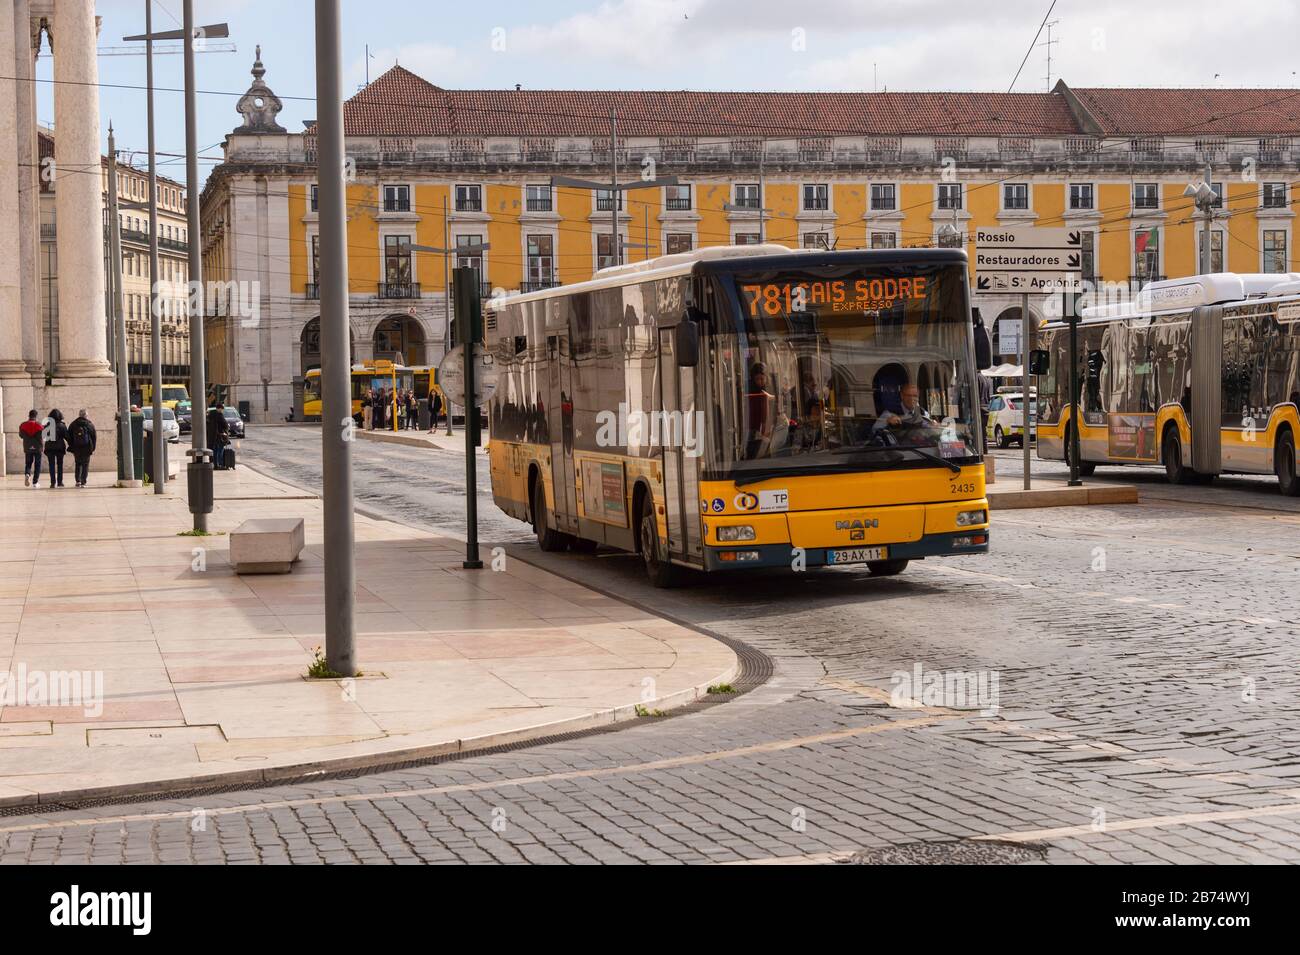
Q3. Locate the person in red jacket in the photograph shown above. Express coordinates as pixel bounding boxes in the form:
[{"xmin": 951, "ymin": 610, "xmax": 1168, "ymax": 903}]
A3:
[{"xmin": 19, "ymin": 409, "xmax": 43, "ymax": 487}]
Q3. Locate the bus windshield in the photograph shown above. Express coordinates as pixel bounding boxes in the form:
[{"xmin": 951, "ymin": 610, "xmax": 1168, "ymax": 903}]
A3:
[{"xmin": 710, "ymin": 260, "xmax": 979, "ymax": 480}]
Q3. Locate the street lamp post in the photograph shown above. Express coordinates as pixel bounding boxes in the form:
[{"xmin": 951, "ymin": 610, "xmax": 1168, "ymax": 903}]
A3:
[
  {"xmin": 411, "ymin": 239, "xmax": 489, "ymax": 436},
  {"xmin": 550, "ymin": 170, "xmax": 680, "ymax": 270},
  {"xmin": 1184, "ymin": 163, "xmax": 1218, "ymax": 276}
]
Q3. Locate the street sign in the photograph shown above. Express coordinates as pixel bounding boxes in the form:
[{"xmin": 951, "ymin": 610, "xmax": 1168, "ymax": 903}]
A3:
[
  {"xmin": 975, "ymin": 227, "xmax": 1083, "ymax": 293},
  {"xmin": 997, "ymin": 319, "xmax": 1022, "ymax": 355},
  {"xmin": 437, "ymin": 344, "xmax": 497, "ymax": 408}
]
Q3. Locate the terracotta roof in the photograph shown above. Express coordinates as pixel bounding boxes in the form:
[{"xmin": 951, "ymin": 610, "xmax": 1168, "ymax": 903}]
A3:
[
  {"xmin": 1070, "ymin": 87, "xmax": 1300, "ymax": 136},
  {"xmin": 311, "ymin": 67, "xmax": 1300, "ymax": 142},
  {"xmin": 316, "ymin": 66, "xmax": 1080, "ymax": 139}
]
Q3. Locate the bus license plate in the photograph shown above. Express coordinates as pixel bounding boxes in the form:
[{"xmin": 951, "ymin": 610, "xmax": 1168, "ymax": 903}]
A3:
[{"xmin": 827, "ymin": 546, "xmax": 887, "ymax": 565}]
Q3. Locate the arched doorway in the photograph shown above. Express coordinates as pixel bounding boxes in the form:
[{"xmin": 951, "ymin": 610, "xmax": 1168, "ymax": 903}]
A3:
[
  {"xmin": 300, "ymin": 317, "xmax": 354, "ymax": 374},
  {"xmin": 373, "ymin": 315, "xmax": 426, "ymax": 365}
]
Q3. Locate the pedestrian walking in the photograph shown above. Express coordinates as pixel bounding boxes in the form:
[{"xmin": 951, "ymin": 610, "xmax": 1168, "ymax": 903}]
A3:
[
  {"xmin": 207, "ymin": 402, "xmax": 230, "ymax": 469},
  {"xmin": 19, "ymin": 409, "xmax": 43, "ymax": 487},
  {"xmin": 376, "ymin": 387, "xmax": 387, "ymax": 430},
  {"xmin": 67, "ymin": 409, "xmax": 97, "ymax": 488},
  {"xmin": 428, "ymin": 389, "xmax": 442, "ymax": 432},
  {"xmin": 42, "ymin": 408, "xmax": 69, "ymax": 488},
  {"xmin": 362, "ymin": 389, "xmax": 373, "ymax": 430},
  {"xmin": 406, "ymin": 391, "xmax": 417, "ymax": 429}
]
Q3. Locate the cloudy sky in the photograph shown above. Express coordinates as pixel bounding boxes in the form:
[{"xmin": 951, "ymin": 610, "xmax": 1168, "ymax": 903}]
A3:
[{"xmin": 37, "ymin": 0, "xmax": 1300, "ymax": 185}]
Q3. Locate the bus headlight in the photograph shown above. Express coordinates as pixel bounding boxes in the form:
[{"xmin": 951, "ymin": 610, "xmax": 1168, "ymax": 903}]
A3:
[
  {"xmin": 715, "ymin": 525, "xmax": 756, "ymax": 542},
  {"xmin": 955, "ymin": 509, "xmax": 987, "ymax": 527}
]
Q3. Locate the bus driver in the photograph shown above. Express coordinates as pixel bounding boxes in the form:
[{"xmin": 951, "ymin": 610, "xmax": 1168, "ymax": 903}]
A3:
[{"xmin": 873, "ymin": 383, "xmax": 931, "ymax": 435}]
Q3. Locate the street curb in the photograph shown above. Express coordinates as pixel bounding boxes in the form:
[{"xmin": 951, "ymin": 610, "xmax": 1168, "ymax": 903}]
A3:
[
  {"xmin": 987, "ymin": 483, "xmax": 1138, "ymax": 509},
  {"xmin": 0, "ymin": 462, "xmax": 744, "ymax": 811},
  {"xmin": 357, "ymin": 429, "xmax": 486, "ymax": 452}
]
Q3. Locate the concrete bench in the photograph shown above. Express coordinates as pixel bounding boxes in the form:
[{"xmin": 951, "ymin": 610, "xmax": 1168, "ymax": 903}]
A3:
[{"xmin": 229, "ymin": 518, "xmax": 305, "ymax": 574}]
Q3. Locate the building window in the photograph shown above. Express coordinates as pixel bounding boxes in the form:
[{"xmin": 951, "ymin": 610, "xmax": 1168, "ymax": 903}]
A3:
[
  {"xmin": 937, "ymin": 183, "xmax": 963, "ymax": 210},
  {"xmin": 733, "ymin": 183, "xmax": 761, "ymax": 210},
  {"xmin": 383, "ymin": 184, "xmax": 410, "ymax": 213},
  {"xmin": 454, "ymin": 184, "xmax": 482, "ymax": 213},
  {"xmin": 666, "ymin": 233, "xmax": 692, "ymax": 254},
  {"xmin": 1197, "ymin": 230, "xmax": 1225, "ymax": 273},
  {"xmin": 665, "ymin": 184, "xmax": 691, "ymax": 211},
  {"xmin": 1263, "ymin": 183, "xmax": 1288, "ymax": 209},
  {"xmin": 383, "ymin": 235, "xmax": 412, "ymax": 285},
  {"xmin": 1209, "ymin": 182, "xmax": 1224, "ymax": 208},
  {"xmin": 1134, "ymin": 227, "xmax": 1160, "ymax": 279},
  {"xmin": 1080, "ymin": 231, "xmax": 1096, "ymax": 280},
  {"xmin": 1133, "ymin": 183, "xmax": 1159, "ymax": 210},
  {"xmin": 455, "ymin": 234, "xmax": 485, "ymax": 277},
  {"xmin": 525, "ymin": 184, "xmax": 552, "ymax": 212},
  {"xmin": 870, "ymin": 232, "xmax": 897, "ymax": 249},
  {"xmin": 595, "ymin": 189, "xmax": 623, "ymax": 212},
  {"xmin": 734, "ymin": 232, "xmax": 761, "ymax": 246},
  {"xmin": 526, "ymin": 235, "xmax": 554, "ymax": 288},
  {"xmin": 1263, "ymin": 230, "xmax": 1288, "ymax": 273},
  {"xmin": 309, "ymin": 185, "xmax": 318, "ymax": 212},
  {"xmin": 802, "ymin": 184, "xmax": 829, "ymax": 212},
  {"xmin": 311, "ymin": 235, "xmax": 320, "ymax": 285},
  {"xmin": 870, "ymin": 183, "xmax": 896, "ymax": 211},
  {"xmin": 1002, "ymin": 183, "xmax": 1029, "ymax": 210},
  {"xmin": 596, "ymin": 232, "xmax": 623, "ymax": 269},
  {"xmin": 1069, "ymin": 183, "xmax": 1094, "ymax": 210},
  {"xmin": 802, "ymin": 232, "xmax": 830, "ymax": 250}
]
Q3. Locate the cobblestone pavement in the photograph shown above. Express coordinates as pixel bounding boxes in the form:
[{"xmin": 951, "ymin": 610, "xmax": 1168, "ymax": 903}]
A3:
[{"xmin": 3, "ymin": 427, "xmax": 1298, "ymax": 865}]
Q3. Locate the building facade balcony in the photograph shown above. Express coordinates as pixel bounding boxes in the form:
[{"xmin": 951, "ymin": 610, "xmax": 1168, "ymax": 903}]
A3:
[
  {"xmin": 520, "ymin": 279, "xmax": 560, "ymax": 293},
  {"xmin": 378, "ymin": 282, "xmax": 421, "ymax": 299}
]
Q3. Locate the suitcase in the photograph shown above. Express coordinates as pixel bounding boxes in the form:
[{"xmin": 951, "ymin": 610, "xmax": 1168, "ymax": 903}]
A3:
[{"xmin": 221, "ymin": 447, "xmax": 236, "ymax": 470}]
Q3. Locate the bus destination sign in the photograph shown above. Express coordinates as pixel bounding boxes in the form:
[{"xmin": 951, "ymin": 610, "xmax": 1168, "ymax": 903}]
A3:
[{"xmin": 741, "ymin": 276, "xmax": 929, "ymax": 317}]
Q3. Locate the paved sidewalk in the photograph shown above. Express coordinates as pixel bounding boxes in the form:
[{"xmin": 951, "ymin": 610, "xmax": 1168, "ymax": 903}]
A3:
[
  {"xmin": 358, "ymin": 427, "xmax": 485, "ymax": 453},
  {"xmin": 0, "ymin": 464, "xmax": 737, "ymax": 806}
]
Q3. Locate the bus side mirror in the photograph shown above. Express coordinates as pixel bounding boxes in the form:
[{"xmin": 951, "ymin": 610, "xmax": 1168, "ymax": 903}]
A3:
[
  {"xmin": 1028, "ymin": 349, "xmax": 1050, "ymax": 375},
  {"xmin": 675, "ymin": 319, "xmax": 699, "ymax": 367}
]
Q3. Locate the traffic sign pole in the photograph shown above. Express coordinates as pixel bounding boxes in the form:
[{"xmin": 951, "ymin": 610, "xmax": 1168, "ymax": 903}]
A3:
[
  {"xmin": 1068, "ymin": 311, "xmax": 1082, "ymax": 487},
  {"xmin": 453, "ymin": 267, "xmax": 484, "ymax": 570},
  {"xmin": 1022, "ymin": 292, "xmax": 1032, "ymax": 491}
]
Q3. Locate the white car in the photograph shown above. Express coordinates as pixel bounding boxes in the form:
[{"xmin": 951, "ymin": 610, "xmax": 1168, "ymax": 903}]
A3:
[
  {"xmin": 141, "ymin": 406, "xmax": 181, "ymax": 443},
  {"xmin": 985, "ymin": 392, "xmax": 1038, "ymax": 448}
]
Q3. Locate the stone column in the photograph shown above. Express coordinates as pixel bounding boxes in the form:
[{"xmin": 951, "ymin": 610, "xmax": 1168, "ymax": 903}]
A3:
[
  {"xmin": 51, "ymin": 0, "xmax": 107, "ymax": 377},
  {"xmin": 0, "ymin": 0, "xmax": 34, "ymax": 473},
  {"xmin": 16, "ymin": 0, "xmax": 41, "ymax": 375},
  {"xmin": 47, "ymin": 0, "xmax": 116, "ymax": 472}
]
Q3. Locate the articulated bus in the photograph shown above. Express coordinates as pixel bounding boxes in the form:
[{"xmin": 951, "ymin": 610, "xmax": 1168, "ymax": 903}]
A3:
[
  {"xmin": 1035, "ymin": 272, "xmax": 1300, "ymax": 495},
  {"xmin": 485, "ymin": 245, "xmax": 990, "ymax": 587},
  {"xmin": 302, "ymin": 360, "xmax": 416, "ymax": 422}
]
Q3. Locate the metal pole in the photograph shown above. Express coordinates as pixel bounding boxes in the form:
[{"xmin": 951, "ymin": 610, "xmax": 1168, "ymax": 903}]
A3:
[
  {"xmin": 1201, "ymin": 161, "xmax": 1214, "ymax": 276},
  {"xmin": 1021, "ymin": 291, "xmax": 1031, "ymax": 491},
  {"xmin": 183, "ymin": 0, "xmax": 210, "ymax": 530},
  {"xmin": 146, "ymin": 1, "xmax": 164, "ymax": 492},
  {"xmin": 107, "ymin": 129, "xmax": 134, "ymax": 484},
  {"xmin": 455, "ymin": 267, "xmax": 483, "ymax": 570},
  {"xmin": 610, "ymin": 107, "xmax": 618, "ymax": 264},
  {"xmin": 315, "ymin": 0, "xmax": 356, "ymax": 676},
  {"xmin": 1068, "ymin": 312, "xmax": 1082, "ymax": 486},
  {"xmin": 442, "ymin": 194, "xmax": 454, "ymax": 436},
  {"xmin": 758, "ymin": 139, "xmax": 765, "ymax": 243}
]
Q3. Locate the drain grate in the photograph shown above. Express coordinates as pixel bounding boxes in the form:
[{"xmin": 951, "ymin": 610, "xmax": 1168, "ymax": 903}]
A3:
[{"xmin": 845, "ymin": 840, "xmax": 1048, "ymax": 865}]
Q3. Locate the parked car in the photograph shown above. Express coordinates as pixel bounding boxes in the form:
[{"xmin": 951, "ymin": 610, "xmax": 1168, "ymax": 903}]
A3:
[
  {"xmin": 223, "ymin": 405, "xmax": 246, "ymax": 439},
  {"xmin": 141, "ymin": 406, "xmax": 181, "ymax": 443},
  {"xmin": 175, "ymin": 400, "xmax": 192, "ymax": 434}
]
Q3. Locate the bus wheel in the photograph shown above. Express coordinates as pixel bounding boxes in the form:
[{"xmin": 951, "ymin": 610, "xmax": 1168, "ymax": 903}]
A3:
[
  {"xmin": 994, "ymin": 426, "xmax": 1007, "ymax": 449},
  {"xmin": 1065, "ymin": 426, "xmax": 1096, "ymax": 477},
  {"xmin": 866, "ymin": 558, "xmax": 909, "ymax": 577},
  {"xmin": 1162, "ymin": 429, "xmax": 1196, "ymax": 485},
  {"xmin": 638, "ymin": 501, "xmax": 680, "ymax": 588},
  {"xmin": 1276, "ymin": 430, "xmax": 1300, "ymax": 496},
  {"xmin": 532, "ymin": 481, "xmax": 571, "ymax": 552}
]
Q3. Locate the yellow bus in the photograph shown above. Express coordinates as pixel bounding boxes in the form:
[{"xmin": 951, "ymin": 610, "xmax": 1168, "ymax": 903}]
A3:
[
  {"xmin": 303, "ymin": 360, "xmax": 415, "ymax": 425},
  {"xmin": 485, "ymin": 245, "xmax": 990, "ymax": 586},
  {"xmin": 141, "ymin": 382, "xmax": 190, "ymax": 410},
  {"xmin": 1035, "ymin": 272, "xmax": 1300, "ymax": 495}
]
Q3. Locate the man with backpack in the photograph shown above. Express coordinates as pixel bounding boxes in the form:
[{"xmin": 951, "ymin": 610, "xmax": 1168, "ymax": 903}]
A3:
[
  {"xmin": 19, "ymin": 409, "xmax": 43, "ymax": 487},
  {"xmin": 42, "ymin": 409, "xmax": 69, "ymax": 488},
  {"xmin": 67, "ymin": 409, "xmax": 97, "ymax": 488}
]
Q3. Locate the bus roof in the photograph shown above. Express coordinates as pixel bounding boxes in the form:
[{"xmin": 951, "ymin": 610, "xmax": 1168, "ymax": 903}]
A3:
[
  {"xmin": 485, "ymin": 246, "xmax": 969, "ymax": 309},
  {"xmin": 1063, "ymin": 271, "xmax": 1300, "ymax": 327}
]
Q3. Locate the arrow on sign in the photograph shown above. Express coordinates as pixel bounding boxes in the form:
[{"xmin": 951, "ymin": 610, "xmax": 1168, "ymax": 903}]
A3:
[
  {"xmin": 977, "ymin": 275, "xmax": 991, "ymax": 290},
  {"xmin": 1067, "ymin": 231, "xmax": 1081, "ymax": 246},
  {"xmin": 1068, "ymin": 253, "xmax": 1080, "ymax": 268}
]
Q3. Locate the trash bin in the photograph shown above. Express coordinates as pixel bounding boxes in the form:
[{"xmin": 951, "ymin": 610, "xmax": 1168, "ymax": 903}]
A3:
[
  {"xmin": 238, "ymin": 399, "xmax": 251, "ymax": 422},
  {"xmin": 142, "ymin": 429, "xmax": 168, "ymax": 484},
  {"xmin": 120, "ymin": 411, "xmax": 145, "ymax": 481},
  {"xmin": 418, "ymin": 398, "xmax": 432, "ymax": 430}
]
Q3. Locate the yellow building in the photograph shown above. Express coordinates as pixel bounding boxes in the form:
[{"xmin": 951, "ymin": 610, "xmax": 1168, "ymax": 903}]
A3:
[{"xmin": 201, "ymin": 59, "xmax": 1300, "ymax": 421}]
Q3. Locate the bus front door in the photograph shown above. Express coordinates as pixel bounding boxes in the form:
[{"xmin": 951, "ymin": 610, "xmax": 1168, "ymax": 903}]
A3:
[
  {"xmin": 657, "ymin": 328, "xmax": 704, "ymax": 567},
  {"xmin": 547, "ymin": 333, "xmax": 579, "ymax": 535}
]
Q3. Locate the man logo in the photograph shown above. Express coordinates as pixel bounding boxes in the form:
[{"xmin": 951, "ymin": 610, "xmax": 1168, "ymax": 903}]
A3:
[
  {"xmin": 835, "ymin": 518, "xmax": 879, "ymax": 531},
  {"xmin": 733, "ymin": 492, "xmax": 758, "ymax": 511}
]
